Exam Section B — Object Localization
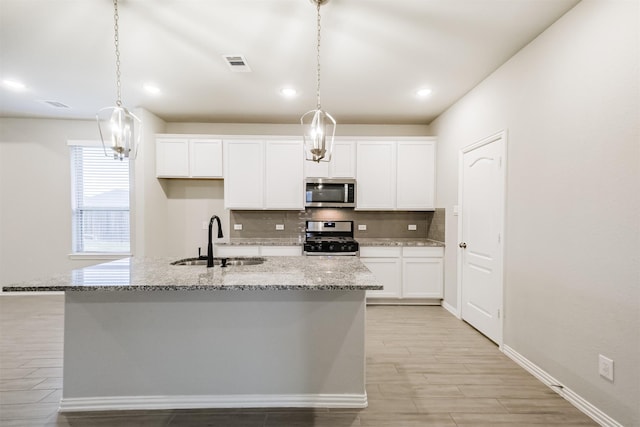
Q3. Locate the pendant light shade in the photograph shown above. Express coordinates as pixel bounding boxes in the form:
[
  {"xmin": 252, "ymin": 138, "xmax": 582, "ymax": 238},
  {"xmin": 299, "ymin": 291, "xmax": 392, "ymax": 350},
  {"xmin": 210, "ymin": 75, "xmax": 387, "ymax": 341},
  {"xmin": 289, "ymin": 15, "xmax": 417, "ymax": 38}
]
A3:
[
  {"xmin": 301, "ymin": 108, "xmax": 336, "ymax": 162},
  {"xmin": 302, "ymin": 0, "xmax": 335, "ymax": 163},
  {"xmin": 96, "ymin": 0, "xmax": 141, "ymax": 161},
  {"xmin": 97, "ymin": 105, "xmax": 141, "ymax": 160}
]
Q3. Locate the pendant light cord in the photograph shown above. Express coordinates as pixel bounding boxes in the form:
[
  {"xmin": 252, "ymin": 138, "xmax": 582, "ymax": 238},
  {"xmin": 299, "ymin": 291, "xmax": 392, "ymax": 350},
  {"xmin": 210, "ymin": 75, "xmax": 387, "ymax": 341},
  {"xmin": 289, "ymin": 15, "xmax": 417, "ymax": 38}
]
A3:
[
  {"xmin": 316, "ymin": 0, "xmax": 322, "ymax": 110},
  {"xmin": 113, "ymin": 0, "xmax": 122, "ymax": 107}
]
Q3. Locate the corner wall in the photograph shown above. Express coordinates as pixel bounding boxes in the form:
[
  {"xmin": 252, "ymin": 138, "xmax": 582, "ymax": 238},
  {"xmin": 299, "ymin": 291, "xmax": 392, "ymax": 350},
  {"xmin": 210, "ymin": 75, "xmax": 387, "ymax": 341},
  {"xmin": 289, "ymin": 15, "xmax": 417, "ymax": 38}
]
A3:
[
  {"xmin": 430, "ymin": 1, "xmax": 639, "ymax": 425},
  {"xmin": 0, "ymin": 118, "xmax": 109, "ymax": 284}
]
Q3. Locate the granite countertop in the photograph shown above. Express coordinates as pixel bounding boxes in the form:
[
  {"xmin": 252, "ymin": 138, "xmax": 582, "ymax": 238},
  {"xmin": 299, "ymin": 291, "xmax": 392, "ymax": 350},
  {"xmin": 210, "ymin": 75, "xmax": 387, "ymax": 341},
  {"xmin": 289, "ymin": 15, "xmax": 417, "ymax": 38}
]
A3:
[
  {"xmin": 1, "ymin": 256, "xmax": 382, "ymax": 292},
  {"xmin": 221, "ymin": 238, "xmax": 444, "ymax": 247},
  {"xmin": 357, "ymin": 238, "xmax": 444, "ymax": 247},
  {"xmin": 220, "ymin": 238, "xmax": 304, "ymax": 246}
]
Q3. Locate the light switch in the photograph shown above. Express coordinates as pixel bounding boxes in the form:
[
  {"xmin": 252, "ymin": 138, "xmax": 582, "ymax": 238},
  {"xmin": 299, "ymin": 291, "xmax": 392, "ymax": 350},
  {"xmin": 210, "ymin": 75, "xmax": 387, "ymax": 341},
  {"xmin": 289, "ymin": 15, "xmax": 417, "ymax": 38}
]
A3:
[{"xmin": 233, "ymin": 224, "xmax": 243, "ymax": 230}]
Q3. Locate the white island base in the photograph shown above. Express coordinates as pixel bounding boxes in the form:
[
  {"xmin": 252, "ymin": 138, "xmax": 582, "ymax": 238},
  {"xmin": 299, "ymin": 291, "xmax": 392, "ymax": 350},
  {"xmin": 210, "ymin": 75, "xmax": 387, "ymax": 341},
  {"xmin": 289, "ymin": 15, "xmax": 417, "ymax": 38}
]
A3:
[{"xmin": 60, "ymin": 289, "xmax": 367, "ymax": 412}]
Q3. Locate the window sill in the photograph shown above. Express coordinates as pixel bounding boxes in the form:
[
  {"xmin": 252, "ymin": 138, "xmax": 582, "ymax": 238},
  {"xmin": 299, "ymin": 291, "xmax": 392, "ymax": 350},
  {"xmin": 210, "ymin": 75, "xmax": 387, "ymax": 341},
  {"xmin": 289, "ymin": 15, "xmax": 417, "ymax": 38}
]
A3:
[{"xmin": 68, "ymin": 253, "xmax": 132, "ymax": 261}]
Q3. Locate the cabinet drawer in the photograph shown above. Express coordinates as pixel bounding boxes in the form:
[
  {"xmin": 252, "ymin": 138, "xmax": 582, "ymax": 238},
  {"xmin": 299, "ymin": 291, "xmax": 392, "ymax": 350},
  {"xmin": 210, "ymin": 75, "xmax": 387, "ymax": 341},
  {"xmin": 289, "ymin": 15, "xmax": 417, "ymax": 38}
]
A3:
[
  {"xmin": 359, "ymin": 247, "xmax": 401, "ymax": 258},
  {"xmin": 260, "ymin": 246, "xmax": 302, "ymax": 256},
  {"xmin": 216, "ymin": 245, "xmax": 260, "ymax": 257},
  {"xmin": 402, "ymin": 246, "xmax": 444, "ymax": 258}
]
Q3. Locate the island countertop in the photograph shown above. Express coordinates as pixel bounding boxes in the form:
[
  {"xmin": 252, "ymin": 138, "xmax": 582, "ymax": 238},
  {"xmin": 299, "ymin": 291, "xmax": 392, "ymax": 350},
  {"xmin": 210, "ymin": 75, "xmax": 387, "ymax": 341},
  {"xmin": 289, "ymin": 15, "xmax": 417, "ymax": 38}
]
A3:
[{"xmin": 1, "ymin": 256, "xmax": 383, "ymax": 292}]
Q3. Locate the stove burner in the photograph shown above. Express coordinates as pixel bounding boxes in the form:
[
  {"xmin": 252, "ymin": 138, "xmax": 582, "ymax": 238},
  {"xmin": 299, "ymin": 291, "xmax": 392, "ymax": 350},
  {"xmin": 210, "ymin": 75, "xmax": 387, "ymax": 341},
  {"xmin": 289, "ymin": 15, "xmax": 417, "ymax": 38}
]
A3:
[{"xmin": 303, "ymin": 221, "xmax": 359, "ymax": 256}]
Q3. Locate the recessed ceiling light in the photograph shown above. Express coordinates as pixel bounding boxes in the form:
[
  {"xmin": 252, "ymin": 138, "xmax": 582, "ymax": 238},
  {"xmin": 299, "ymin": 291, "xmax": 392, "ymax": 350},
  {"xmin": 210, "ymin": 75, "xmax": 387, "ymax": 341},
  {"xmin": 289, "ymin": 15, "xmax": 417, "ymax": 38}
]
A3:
[
  {"xmin": 416, "ymin": 88, "xmax": 433, "ymax": 98},
  {"xmin": 3, "ymin": 79, "xmax": 26, "ymax": 91},
  {"xmin": 144, "ymin": 83, "xmax": 161, "ymax": 95},
  {"xmin": 280, "ymin": 87, "xmax": 297, "ymax": 98}
]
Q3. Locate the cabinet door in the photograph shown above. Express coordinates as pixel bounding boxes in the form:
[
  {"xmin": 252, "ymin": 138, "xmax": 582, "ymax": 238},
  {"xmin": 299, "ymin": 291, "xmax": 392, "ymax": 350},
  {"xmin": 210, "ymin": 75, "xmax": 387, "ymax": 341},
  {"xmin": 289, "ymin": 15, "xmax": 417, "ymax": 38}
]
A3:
[
  {"xmin": 304, "ymin": 156, "xmax": 330, "ymax": 178},
  {"xmin": 190, "ymin": 139, "xmax": 223, "ymax": 178},
  {"xmin": 260, "ymin": 246, "xmax": 302, "ymax": 256},
  {"xmin": 265, "ymin": 140, "xmax": 304, "ymax": 210},
  {"xmin": 215, "ymin": 245, "xmax": 261, "ymax": 257},
  {"xmin": 362, "ymin": 257, "xmax": 402, "ymax": 298},
  {"xmin": 330, "ymin": 141, "xmax": 356, "ymax": 178},
  {"xmin": 156, "ymin": 138, "xmax": 189, "ymax": 177},
  {"xmin": 224, "ymin": 140, "xmax": 264, "ymax": 209},
  {"xmin": 396, "ymin": 141, "xmax": 435, "ymax": 210},
  {"xmin": 402, "ymin": 257, "xmax": 443, "ymax": 298},
  {"xmin": 356, "ymin": 141, "xmax": 396, "ymax": 210}
]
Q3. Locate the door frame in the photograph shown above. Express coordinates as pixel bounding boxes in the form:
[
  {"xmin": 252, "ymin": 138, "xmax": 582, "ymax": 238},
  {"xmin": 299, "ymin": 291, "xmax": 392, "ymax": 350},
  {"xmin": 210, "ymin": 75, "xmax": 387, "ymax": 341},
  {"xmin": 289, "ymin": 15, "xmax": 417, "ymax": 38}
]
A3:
[{"xmin": 456, "ymin": 130, "xmax": 507, "ymax": 347}]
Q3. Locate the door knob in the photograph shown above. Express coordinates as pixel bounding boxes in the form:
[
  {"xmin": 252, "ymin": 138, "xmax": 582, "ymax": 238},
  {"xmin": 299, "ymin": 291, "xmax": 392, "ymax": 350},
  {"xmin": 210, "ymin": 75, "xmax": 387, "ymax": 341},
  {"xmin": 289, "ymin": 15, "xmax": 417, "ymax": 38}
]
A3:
[{"xmin": 459, "ymin": 242, "xmax": 467, "ymax": 249}]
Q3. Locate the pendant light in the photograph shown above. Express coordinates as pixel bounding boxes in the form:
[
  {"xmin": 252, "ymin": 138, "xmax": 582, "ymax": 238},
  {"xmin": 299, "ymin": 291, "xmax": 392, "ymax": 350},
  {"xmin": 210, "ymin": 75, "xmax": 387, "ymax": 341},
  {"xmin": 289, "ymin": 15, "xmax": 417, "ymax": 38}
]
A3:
[
  {"xmin": 301, "ymin": 0, "xmax": 336, "ymax": 163},
  {"xmin": 96, "ymin": 0, "xmax": 141, "ymax": 161}
]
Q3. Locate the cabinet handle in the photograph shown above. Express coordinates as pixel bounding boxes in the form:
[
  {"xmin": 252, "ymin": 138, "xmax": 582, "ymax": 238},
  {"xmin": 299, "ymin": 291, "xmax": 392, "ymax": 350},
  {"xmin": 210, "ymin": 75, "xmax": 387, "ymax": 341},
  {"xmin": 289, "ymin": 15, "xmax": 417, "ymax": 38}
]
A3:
[{"xmin": 459, "ymin": 242, "xmax": 467, "ymax": 249}]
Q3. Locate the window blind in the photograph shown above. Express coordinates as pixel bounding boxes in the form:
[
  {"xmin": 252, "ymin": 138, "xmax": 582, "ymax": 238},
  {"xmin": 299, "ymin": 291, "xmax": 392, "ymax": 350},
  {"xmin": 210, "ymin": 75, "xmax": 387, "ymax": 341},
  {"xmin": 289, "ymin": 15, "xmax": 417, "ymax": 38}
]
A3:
[{"xmin": 70, "ymin": 146, "xmax": 130, "ymax": 253}]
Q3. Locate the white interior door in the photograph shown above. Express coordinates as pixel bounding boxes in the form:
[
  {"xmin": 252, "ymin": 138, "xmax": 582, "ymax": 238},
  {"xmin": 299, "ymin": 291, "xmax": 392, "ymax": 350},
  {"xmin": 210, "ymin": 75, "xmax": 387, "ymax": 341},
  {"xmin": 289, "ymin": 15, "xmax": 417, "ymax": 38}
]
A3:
[{"xmin": 459, "ymin": 132, "xmax": 505, "ymax": 344}]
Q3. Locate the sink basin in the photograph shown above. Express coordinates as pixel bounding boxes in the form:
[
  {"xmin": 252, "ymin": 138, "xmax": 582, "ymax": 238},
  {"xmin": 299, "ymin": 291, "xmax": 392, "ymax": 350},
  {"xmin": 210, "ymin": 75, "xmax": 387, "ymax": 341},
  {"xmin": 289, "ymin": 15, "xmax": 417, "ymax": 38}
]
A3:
[{"xmin": 171, "ymin": 257, "xmax": 265, "ymax": 266}]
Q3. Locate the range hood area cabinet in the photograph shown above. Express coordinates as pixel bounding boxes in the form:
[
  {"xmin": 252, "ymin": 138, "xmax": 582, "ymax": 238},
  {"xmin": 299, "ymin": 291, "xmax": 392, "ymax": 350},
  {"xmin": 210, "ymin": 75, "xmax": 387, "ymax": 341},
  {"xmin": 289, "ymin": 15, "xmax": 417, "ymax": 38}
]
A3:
[
  {"xmin": 304, "ymin": 140, "xmax": 356, "ymax": 179},
  {"xmin": 356, "ymin": 139, "xmax": 436, "ymax": 211},
  {"xmin": 156, "ymin": 137, "xmax": 223, "ymax": 178},
  {"xmin": 224, "ymin": 139, "xmax": 304, "ymax": 210}
]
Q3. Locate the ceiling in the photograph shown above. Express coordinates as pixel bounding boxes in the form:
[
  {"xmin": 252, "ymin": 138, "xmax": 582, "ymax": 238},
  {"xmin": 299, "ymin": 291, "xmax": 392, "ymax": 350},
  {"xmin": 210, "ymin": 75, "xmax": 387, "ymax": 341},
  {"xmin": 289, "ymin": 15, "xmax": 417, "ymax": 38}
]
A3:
[{"xmin": 0, "ymin": 0, "xmax": 580, "ymax": 125}]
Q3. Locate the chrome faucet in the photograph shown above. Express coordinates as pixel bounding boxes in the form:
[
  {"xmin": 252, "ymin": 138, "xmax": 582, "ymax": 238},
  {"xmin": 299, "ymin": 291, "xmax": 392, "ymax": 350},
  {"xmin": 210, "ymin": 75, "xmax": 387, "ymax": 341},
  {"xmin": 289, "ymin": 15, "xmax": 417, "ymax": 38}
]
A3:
[{"xmin": 207, "ymin": 215, "xmax": 224, "ymax": 268}]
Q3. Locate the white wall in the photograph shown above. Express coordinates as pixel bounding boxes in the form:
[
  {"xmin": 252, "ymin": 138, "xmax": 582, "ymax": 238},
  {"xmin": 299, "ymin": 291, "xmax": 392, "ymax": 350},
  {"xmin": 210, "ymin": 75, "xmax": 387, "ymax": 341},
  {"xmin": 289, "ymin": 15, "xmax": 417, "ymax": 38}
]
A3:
[
  {"xmin": 430, "ymin": 1, "xmax": 639, "ymax": 425},
  {"xmin": 0, "ymin": 118, "xmax": 110, "ymax": 284}
]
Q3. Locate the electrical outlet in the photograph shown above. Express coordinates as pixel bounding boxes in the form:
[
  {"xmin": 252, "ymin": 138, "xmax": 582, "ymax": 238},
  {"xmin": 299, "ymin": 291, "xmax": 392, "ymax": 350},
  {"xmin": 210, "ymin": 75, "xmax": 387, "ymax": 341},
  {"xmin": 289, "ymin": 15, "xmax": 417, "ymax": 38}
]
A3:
[
  {"xmin": 358, "ymin": 224, "xmax": 367, "ymax": 231},
  {"xmin": 408, "ymin": 224, "xmax": 417, "ymax": 231},
  {"xmin": 275, "ymin": 224, "xmax": 285, "ymax": 231},
  {"xmin": 233, "ymin": 224, "xmax": 243, "ymax": 231},
  {"xmin": 599, "ymin": 354, "xmax": 614, "ymax": 381},
  {"xmin": 202, "ymin": 221, "xmax": 208, "ymax": 230}
]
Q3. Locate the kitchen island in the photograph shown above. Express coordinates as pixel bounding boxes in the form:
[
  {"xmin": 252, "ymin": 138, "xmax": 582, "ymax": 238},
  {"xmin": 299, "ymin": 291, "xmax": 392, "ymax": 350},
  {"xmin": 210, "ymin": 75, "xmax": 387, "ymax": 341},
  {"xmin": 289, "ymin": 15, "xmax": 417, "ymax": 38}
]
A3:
[{"xmin": 2, "ymin": 256, "xmax": 382, "ymax": 412}]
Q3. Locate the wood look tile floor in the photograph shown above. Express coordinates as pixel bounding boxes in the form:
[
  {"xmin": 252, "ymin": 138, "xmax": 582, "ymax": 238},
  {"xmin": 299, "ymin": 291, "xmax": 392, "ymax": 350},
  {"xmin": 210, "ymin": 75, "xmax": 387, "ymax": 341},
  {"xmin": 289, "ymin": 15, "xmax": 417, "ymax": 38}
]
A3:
[{"xmin": 0, "ymin": 294, "xmax": 597, "ymax": 426}]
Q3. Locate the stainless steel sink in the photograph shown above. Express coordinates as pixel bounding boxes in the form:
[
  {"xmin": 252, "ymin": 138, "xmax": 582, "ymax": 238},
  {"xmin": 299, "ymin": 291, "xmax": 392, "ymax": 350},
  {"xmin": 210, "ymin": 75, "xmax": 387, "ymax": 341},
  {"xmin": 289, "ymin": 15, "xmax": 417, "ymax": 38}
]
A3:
[{"xmin": 171, "ymin": 257, "xmax": 265, "ymax": 266}]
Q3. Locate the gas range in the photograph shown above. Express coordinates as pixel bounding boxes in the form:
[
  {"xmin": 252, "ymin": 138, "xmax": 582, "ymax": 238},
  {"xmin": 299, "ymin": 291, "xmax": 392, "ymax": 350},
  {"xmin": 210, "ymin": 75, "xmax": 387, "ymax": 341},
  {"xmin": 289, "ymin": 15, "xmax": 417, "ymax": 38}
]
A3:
[{"xmin": 303, "ymin": 220, "xmax": 359, "ymax": 256}]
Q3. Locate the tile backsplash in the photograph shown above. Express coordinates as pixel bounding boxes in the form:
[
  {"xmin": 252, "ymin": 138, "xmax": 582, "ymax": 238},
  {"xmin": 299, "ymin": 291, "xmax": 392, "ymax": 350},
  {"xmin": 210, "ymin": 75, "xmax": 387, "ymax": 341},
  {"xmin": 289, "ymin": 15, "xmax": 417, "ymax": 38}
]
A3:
[{"xmin": 230, "ymin": 208, "xmax": 445, "ymax": 242}]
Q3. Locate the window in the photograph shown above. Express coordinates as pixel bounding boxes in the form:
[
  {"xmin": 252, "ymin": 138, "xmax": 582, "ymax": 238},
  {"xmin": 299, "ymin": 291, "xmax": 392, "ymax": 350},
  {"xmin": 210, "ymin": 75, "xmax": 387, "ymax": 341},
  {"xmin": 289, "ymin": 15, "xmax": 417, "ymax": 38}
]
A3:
[{"xmin": 70, "ymin": 144, "xmax": 131, "ymax": 254}]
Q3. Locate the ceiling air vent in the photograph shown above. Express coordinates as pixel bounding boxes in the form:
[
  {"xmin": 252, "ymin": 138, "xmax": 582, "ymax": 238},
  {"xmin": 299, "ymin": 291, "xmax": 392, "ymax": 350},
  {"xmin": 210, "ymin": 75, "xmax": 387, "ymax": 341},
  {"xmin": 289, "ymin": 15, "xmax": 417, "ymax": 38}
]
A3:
[
  {"xmin": 222, "ymin": 54, "xmax": 252, "ymax": 72},
  {"xmin": 40, "ymin": 100, "xmax": 70, "ymax": 109}
]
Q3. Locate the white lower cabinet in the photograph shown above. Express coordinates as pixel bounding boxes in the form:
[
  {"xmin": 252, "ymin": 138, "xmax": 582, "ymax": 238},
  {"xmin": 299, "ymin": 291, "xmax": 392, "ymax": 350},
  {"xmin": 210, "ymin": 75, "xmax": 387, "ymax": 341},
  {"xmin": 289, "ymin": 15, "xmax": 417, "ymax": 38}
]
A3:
[{"xmin": 362, "ymin": 246, "xmax": 444, "ymax": 303}]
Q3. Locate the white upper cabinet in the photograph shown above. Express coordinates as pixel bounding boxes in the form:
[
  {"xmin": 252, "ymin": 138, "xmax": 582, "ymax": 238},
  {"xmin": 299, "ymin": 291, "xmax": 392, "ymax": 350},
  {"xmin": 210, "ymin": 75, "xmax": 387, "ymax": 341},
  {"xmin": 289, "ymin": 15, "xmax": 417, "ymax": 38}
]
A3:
[
  {"xmin": 190, "ymin": 139, "xmax": 223, "ymax": 177},
  {"xmin": 265, "ymin": 140, "xmax": 304, "ymax": 209},
  {"xmin": 304, "ymin": 140, "xmax": 356, "ymax": 178},
  {"xmin": 224, "ymin": 139, "xmax": 303, "ymax": 210},
  {"xmin": 224, "ymin": 140, "xmax": 264, "ymax": 209},
  {"xmin": 356, "ymin": 141, "xmax": 397, "ymax": 209},
  {"xmin": 396, "ymin": 141, "xmax": 435, "ymax": 210},
  {"xmin": 156, "ymin": 138, "xmax": 189, "ymax": 177},
  {"xmin": 356, "ymin": 138, "xmax": 436, "ymax": 211},
  {"xmin": 156, "ymin": 137, "xmax": 222, "ymax": 178}
]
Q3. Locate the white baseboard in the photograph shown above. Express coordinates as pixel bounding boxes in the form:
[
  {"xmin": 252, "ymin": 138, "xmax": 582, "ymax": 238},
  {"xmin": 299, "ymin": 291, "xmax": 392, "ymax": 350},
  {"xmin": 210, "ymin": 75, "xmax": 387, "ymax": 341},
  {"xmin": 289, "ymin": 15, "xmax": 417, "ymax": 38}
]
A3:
[
  {"xmin": 441, "ymin": 300, "xmax": 460, "ymax": 318},
  {"xmin": 59, "ymin": 393, "xmax": 368, "ymax": 412},
  {"xmin": 502, "ymin": 345, "xmax": 622, "ymax": 427}
]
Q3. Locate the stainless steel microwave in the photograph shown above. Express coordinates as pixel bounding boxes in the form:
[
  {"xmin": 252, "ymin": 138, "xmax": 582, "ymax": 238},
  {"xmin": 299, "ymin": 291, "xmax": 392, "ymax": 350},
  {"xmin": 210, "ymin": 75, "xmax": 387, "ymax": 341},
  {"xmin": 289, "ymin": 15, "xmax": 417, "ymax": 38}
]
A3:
[{"xmin": 305, "ymin": 178, "xmax": 356, "ymax": 208}]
